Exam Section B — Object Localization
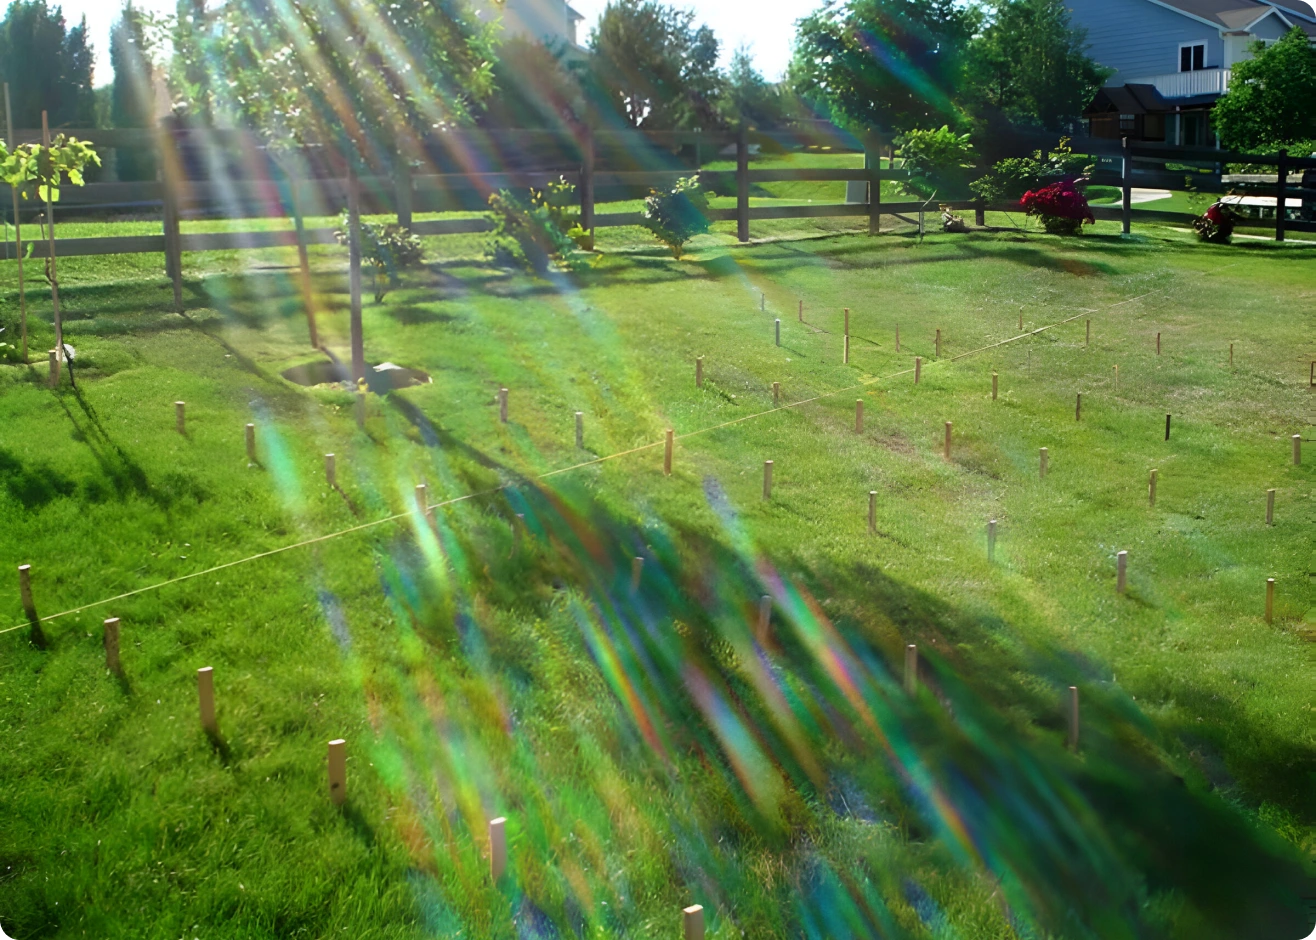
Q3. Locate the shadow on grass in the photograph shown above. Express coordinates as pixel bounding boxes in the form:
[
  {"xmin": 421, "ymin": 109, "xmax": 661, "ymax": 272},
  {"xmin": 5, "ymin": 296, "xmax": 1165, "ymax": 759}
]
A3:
[{"xmin": 365, "ymin": 433, "xmax": 1313, "ymax": 939}]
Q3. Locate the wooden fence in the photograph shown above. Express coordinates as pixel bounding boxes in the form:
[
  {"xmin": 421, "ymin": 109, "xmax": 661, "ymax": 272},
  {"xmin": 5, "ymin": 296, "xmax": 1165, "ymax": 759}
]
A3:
[{"xmin": 2, "ymin": 129, "xmax": 1313, "ymax": 299}]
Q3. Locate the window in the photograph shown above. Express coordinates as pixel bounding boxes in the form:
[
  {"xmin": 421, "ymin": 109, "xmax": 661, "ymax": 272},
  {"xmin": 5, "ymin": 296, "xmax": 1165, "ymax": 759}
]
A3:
[
  {"xmin": 1120, "ymin": 113, "xmax": 1137, "ymax": 132},
  {"xmin": 1180, "ymin": 43, "xmax": 1206, "ymax": 71}
]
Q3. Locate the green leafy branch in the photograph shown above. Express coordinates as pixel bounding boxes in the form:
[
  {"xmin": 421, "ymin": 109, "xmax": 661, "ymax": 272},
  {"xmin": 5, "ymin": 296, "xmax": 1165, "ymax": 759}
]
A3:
[{"xmin": 0, "ymin": 135, "xmax": 101, "ymax": 204}]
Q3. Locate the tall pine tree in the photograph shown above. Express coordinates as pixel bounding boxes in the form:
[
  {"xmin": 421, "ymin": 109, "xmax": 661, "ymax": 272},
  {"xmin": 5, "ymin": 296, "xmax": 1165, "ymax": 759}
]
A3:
[{"xmin": 0, "ymin": 0, "xmax": 96, "ymax": 128}]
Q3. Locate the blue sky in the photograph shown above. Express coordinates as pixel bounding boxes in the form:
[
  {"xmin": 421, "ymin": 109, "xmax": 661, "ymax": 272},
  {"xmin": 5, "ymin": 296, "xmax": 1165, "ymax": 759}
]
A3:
[{"xmin": 53, "ymin": 0, "xmax": 823, "ymax": 86}]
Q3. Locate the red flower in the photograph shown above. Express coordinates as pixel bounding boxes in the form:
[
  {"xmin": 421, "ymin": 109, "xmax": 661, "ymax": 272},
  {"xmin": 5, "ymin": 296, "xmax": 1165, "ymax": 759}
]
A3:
[{"xmin": 1019, "ymin": 179, "xmax": 1095, "ymax": 224}]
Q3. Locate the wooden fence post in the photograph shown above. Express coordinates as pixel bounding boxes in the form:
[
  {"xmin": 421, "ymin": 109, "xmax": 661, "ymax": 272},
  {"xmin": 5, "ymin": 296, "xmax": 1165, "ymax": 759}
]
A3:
[
  {"xmin": 328, "ymin": 739, "xmax": 347, "ymax": 805},
  {"xmin": 490, "ymin": 817, "xmax": 508, "ymax": 880},
  {"xmin": 1274, "ymin": 149, "xmax": 1287, "ymax": 243},
  {"xmin": 104, "ymin": 617, "xmax": 120, "ymax": 673},
  {"xmin": 904, "ymin": 644, "xmax": 918, "ymax": 694},
  {"xmin": 866, "ymin": 136, "xmax": 882, "ymax": 236},
  {"xmin": 159, "ymin": 129, "xmax": 184, "ymax": 314},
  {"xmin": 347, "ymin": 160, "xmax": 365, "ymax": 384},
  {"xmin": 683, "ymin": 905, "xmax": 705, "ymax": 940},
  {"xmin": 975, "ymin": 200, "xmax": 985, "ymax": 227},
  {"xmin": 736, "ymin": 124, "xmax": 750, "ymax": 243},
  {"xmin": 580, "ymin": 127, "xmax": 595, "ymax": 249},
  {"xmin": 1121, "ymin": 137, "xmax": 1132, "ymax": 235},
  {"xmin": 198, "ymin": 666, "xmax": 217, "ymax": 734}
]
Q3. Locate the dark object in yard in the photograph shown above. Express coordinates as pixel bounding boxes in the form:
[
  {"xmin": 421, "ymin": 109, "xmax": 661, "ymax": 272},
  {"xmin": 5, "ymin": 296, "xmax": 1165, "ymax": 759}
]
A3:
[
  {"xmin": 1193, "ymin": 201, "xmax": 1238, "ymax": 244},
  {"xmin": 282, "ymin": 357, "xmax": 431, "ymax": 394},
  {"xmin": 940, "ymin": 205, "xmax": 969, "ymax": 233}
]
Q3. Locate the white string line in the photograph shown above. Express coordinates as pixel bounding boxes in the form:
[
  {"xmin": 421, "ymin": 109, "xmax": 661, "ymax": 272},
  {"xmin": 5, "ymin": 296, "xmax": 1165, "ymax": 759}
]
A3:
[{"xmin": 2, "ymin": 287, "xmax": 1164, "ymax": 639}]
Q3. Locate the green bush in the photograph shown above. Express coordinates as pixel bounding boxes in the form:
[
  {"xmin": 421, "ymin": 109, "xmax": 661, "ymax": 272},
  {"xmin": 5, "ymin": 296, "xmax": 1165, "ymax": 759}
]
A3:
[
  {"xmin": 971, "ymin": 137, "xmax": 1093, "ymax": 204},
  {"xmin": 639, "ymin": 176, "xmax": 711, "ymax": 259},
  {"xmin": 485, "ymin": 176, "xmax": 589, "ymax": 275},
  {"xmin": 335, "ymin": 215, "xmax": 424, "ymax": 302},
  {"xmin": 897, "ymin": 126, "xmax": 978, "ymax": 200}
]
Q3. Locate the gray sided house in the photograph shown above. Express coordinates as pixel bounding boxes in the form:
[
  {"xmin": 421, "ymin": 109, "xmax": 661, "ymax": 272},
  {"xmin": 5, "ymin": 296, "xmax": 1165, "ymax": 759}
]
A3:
[
  {"xmin": 1067, "ymin": 0, "xmax": 1316, "ymax": 145},
  {"xmin": 472, "ymin": 0, "xmax": 586, "ymax": 53}
]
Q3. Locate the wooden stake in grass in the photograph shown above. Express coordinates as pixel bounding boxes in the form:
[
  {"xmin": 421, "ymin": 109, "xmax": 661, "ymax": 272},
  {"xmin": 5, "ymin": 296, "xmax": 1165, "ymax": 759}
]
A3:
[
  {"xmin": 325, "ymin": 453, "xmax": 336, "ymax": 487},
  {"xmin": 664, "ymin": 429, "xmax": 673, "ymax": 476},
  {"xmin": 757, "ymin": 594, "xmax": 770, "ymax": 644},
  {"xmin": 763, "ymin": 460, "xmax": 773, "ymax": 500},
  {"xmin": 868, "ymin": 491, "xmax": 877, "ymax": 535},
  {"xmin": 1039, "ymin": 447, "xmax": 1048, "ymax": 480},
  {"xmin": 198, "ymin": 666, "xmax": 216, "ymax": 734},
  {"xmin": 175, "ymin": 401, "xmax": 186, "ymax": 435},
  {"xmin": 798, "ymin": 299, "xmax": 802, "ymax": 322},
  {"xmin": 914, "ymin": 356, "xmax": 922, "ymax": 384},
  {"xmin": 935, "ymin": 328, "xmax": 941, "ymax": 359},
  {"xmin": 328, "ymin": 739, "xmax": 346, "ymax": 805},
  {"xmin": 48, "ymin": 349, "xmax": 58, "ymax": 387},
  {"xmin": 1116, "ymin": 550, "xmax": 1128, "ymax": 594},
  {"xmin": 1156, "ymin": 331, "xmax": 1161, "ymax": 355},
  {"xmin": 104, "ymin": 617, "xmax": 120, "ymax": 673},
  {"xmin": 1265, "ymin": 578, "xmax": 1275, "ymax": 624},
  {"xmin": 416, "ymin": 484, "xmax": 434, "ymax": 527},
  {"xmin": 696, "ymin": 357, "xmax": 704, "ymax": 388},
  {"xmin": 18, "ymin": 563, "xmax": 34, "ymax": 620},
  {"xmin": 843, "ymin": 334, "xmax": 850, "ymax": 365},
  {"xmin": 895, "ymin": 323, "xmax": 900, "ymax": 352},
  {"xmin": 1164, "ymin": 414, "xmax": 1171, "ymax": 441},
  {"xmin": 943, "ymin": 421, "xmax": 952, "ymax": 460},
  {"xmin": 760, "ymin": 292, "xmax": 765, "ymax": 312},
  {"xmin": 1075, "ymin": 393, "xmax": 1082, "ymax": 421},
  {"xmin": 1114, "ymin": 364, "xmax": 1119, "ymax": 391},
  {"xmin": 245, "ymin": 423, "xmax": 256, "ymax": 462},
  {"xmin": 855, "ymin": 399, "xmax": 864, "ymax": 434},
  {"xmin": 1229, "ymin": 343, "xmax": 1234, "ymax": 367},
  {"xmin": 1266, "ymin": 488, "xmax": 1275, "ymax": 526},
  {"xmin": 992, "ymin": 372, "xmax": 998, "ymax": 401},
  {"xmin": 1067, "ymin": 686, "xmax": 1079, "ymax": 751},
  {"xmin": 499, "ymin": 388, "xmax": 509, "ymax": 423},
  {"xmin": 1149, "ymin": 469, "xmax": 1158, "ymax": 507},
  {"xmin": 775, "ymin": 318, "xmax": 781, "ymax": 347},
  {"xmin": 490, "ymin": 817, "xmax": 508, "ymax": 880},
  {"xmin": 1086, "ymin": 319, "xmax": 1090, "ymax": 345},
  {"xmin": 1293, "ymin": 434, "xmax": 1301, "ymax": 465},
  {"xmin": 904, "ymin": 644, "xmax": 918, "ymax": 694},
  {"xmin": 844, "ymin": 307, "xmax": 850, "ymax": 337},
  {"xmin": 772, "ymin": 381, "xmax": 780, "ymax": 406},
  {"xmin": 575, "ymin": 412, "xmax": 584, "ymax": 449},
  {"xmin": 631, "ymin": 557, "xmax": 643, "ymax": 594},
  {"xmin": 1018, "ymin": 311, "xmax": 1023, "ymax": 332},
  {"xmin": 988, "ymin": 519, "xmax": 997, "ymax": 562},
  {"xmin": 683, "ymin": 905, "xmax": 705, "ymax": 940}
]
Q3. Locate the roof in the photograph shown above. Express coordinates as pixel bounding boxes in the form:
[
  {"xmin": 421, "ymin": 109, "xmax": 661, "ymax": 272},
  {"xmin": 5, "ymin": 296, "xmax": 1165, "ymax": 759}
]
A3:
[
  {"xmin": 1087, "ymin": 83, "xmax": 1174, "ymax": 113},
  {"xmin": 1151, "ymin": 0, "xmax": 1262, "ymax": 27},
  {"xmin": 566, "ymin": 1, "xmax": 584, "ymax": 22}
]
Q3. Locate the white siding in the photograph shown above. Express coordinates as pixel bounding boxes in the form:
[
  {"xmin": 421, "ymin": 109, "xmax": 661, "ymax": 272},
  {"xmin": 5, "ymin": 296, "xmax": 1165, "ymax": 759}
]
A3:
[{"xmin": 1067, "ymin": 0, "xmax": 1222, "ymax": 83}]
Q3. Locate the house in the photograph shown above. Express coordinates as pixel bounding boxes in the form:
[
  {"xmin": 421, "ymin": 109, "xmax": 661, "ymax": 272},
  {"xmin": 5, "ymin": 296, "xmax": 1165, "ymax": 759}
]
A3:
[
  {"xmin": 1067, "ymin": 0, "xmax": 1316, "ymax": 145},
  {"xmin": 472, "ymin": 0, "xmax": 587, "ymax": 52}
]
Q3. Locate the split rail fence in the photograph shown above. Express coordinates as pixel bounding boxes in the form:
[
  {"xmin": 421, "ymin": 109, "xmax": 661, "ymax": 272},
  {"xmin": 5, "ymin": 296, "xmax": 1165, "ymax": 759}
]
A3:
[{"xmin": 2, "ymin": 127, "xmax": 1313, "ymax": 308}]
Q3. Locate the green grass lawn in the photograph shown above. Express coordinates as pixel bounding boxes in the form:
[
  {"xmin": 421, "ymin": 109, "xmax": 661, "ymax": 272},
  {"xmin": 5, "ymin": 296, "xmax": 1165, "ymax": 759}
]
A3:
[{"xmin": 0, "ymin": 216, "xmax": 1313, "ymax": 939}]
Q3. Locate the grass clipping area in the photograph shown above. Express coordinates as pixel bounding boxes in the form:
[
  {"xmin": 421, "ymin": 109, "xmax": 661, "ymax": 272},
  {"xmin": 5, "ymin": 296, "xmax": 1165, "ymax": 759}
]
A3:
[{"xmin": 0, "ymin": 220, "xmax": 1313, "ymax": 939}]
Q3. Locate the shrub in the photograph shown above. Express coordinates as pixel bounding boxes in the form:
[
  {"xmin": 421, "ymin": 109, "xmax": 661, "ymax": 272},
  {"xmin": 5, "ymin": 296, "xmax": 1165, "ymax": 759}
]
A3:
[
  {"xmin": 639, "ymin": 176, "xmax": 711, "ymax": 259},
  {"xmin": 335, "ymin": 215, "xmax": 424, "ymax": 302},
  {"xmin": 897, "ymin": 126, "xmax": 978, "ymax": 199},
  {"xmin": 485, "ymin": 176, "xmax": 589, "ymax": 275},
  {"xmin": 1019, "ymin": 178, "xmax": 1094, "ymax": 235},
  {"xmin": 971, "ymin": 138, "xmax": 1093, "ymax": 204}
]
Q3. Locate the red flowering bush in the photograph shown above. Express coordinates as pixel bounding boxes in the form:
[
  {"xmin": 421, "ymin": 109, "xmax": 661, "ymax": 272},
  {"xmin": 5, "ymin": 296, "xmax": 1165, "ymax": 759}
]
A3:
[{"xmin": 1019, "ymin": 179, "xmax": 1095, "ymax": 236}]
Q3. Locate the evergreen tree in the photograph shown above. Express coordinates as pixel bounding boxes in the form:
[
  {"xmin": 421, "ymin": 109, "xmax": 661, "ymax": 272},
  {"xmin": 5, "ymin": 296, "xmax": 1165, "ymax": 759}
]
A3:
[
  {"xmin": 109, "ymin": 3, "xmax": 156, "ymax": 179},
  {"xmin": 720, "ymin": 45, "xmax": 784, "ymax": 129},
  {"xmin": 0, "ymin": 0, "xmax": 96, "ymax": 128}
]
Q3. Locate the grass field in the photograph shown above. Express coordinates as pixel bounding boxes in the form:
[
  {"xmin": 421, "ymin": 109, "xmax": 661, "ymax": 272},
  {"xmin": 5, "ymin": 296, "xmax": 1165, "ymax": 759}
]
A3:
[{"xmin": 0, "ymin": 213, "xmax": 1313, "ymax": 939}]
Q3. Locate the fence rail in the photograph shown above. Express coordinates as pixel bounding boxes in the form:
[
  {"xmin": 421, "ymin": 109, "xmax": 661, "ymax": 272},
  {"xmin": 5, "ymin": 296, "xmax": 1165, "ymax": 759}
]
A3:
[{"xmin": 2, "ymin": 130, "xmax": 1313, "ymax": 284}]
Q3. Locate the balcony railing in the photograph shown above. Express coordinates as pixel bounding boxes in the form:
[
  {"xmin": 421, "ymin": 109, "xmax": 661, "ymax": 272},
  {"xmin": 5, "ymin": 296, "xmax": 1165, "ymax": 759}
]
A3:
[{"xmin": 1129, "ymin": 69, "xmax": 1232, "ymax": 99}]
